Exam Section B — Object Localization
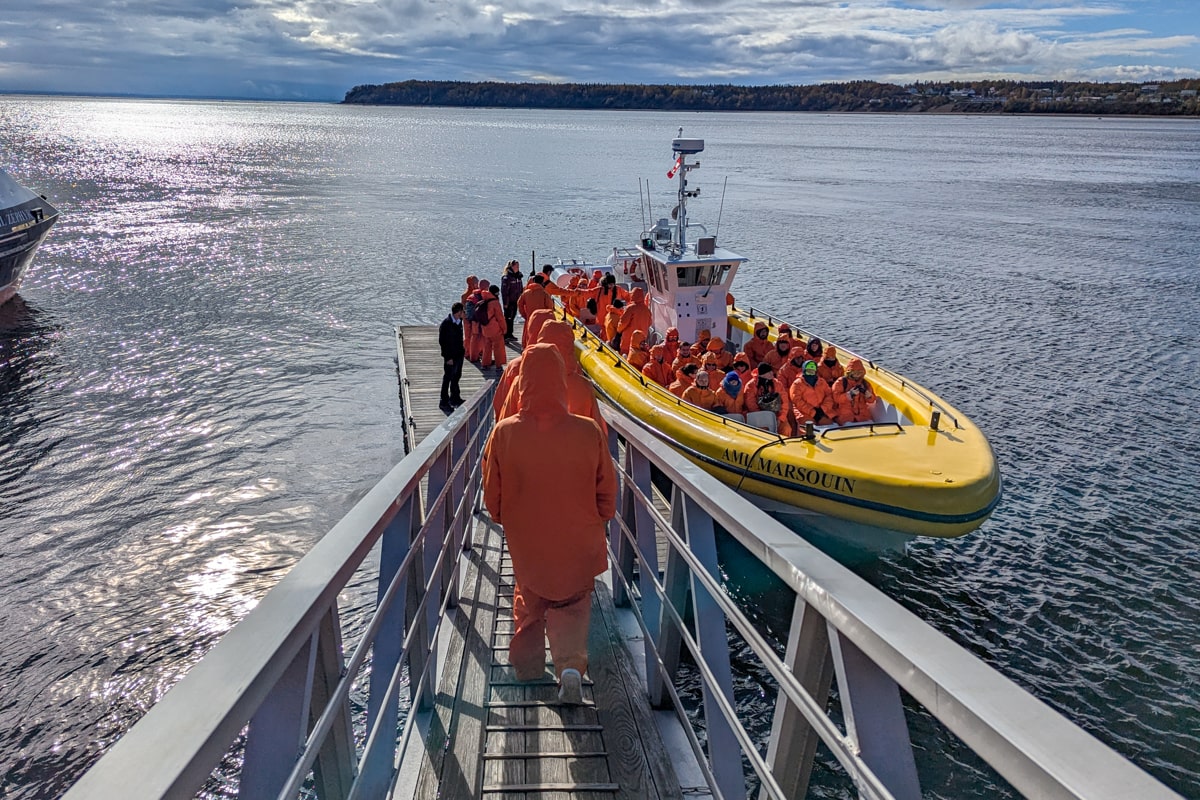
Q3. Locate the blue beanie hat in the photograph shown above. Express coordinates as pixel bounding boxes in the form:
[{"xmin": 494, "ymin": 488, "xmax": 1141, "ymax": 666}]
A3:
[{"xmin": 722, "ymin": 371, "xmax": 742, "ymax": 394}]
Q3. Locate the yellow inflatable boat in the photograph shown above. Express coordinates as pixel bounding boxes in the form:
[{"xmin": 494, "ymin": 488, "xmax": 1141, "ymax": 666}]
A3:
[{"xmin": 552, "ymin": 133, "xmax": 1001, "ymax": 541}]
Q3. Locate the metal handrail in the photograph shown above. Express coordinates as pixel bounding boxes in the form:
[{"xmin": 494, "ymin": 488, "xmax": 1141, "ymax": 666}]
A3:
[
  {"xmin": 62, "ymin": 384, "xmax": 495, "ymax": 800},
  {"xmin": 606, "ymin": 463, "xmax": 896, "ymax": 800},
  {"xmin": 601, "ymin": 406, "xmax": 1180, "ymax": 799},
  {"xmin": 62, "ymin": 378, "xmax": 1179, "ymax": 800}
]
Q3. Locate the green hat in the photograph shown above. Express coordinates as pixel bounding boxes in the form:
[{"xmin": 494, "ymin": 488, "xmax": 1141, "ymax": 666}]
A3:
[{"xmin": 803, "ymin": 360, "xmax": 818, "ymax": 376}]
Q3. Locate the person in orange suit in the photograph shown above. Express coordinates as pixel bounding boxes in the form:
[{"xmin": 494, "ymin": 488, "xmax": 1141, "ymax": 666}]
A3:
[
  {"xmin": 744, "ymin": 362, "xmax": 793, "ymax": 436},
  {"xmin": 462, "ymin": 275, "xmax": 480, "ymax": 363},
  {"xmin": 682, "ymin": 367, "xmax": 719, "ymax": 411},
  {"xmin": 464, "ymin": 278, "xmax": 490, "ymax": 363},
  {"xmin": 831, "ymin": 358, "xmax": 876, "ymax": 424},
  {"xmin": 817, "ymin": 345, "xmax": 844, "ymax": 387},
  {"xmin": 616, "ymin": 287, "xmax": 652, "ymax": 356},
  {"xmin": 497, "ymin": 320, "xmax": 606, "ymax": 437},
  {"xmin": 790, "ymin": 360, "xmax": 835, "ymax": 427},
  {"xmin": 670, "ymin": 342, "xmax": 701, "ymax": 375},
  {"xmin": 662, "ymin": 327, "xmax": 681, "ymax": 362},
  {"xmin": 713, "ymin": 370, "xmax": 745, "ymax": 418},
  {"xmin": 517, "ymin": 275, "xmax": 555, "ymax": 347},
  {"xmin": 705, "ymin": 337, "xmax": 732, "ymax": 371},
  {"xmin": 480, "ymin": 284, "xmax": 507, "ymax": 369},
  {"xmin": 764, "ymin": 334, "xmax": 794, "ymax": 371},
  {"xmin": 492, "ymin": 308, "xmax": 557, "ymax": 417},
  {"xmin": 594, "ymin": 273, "xmax": 623, "ymax": 322},
  {"xmin": 483, "ymin": 344, "xmax": 617, "ymax": 702},
  {"xmin": 642, "ymin": 344, "xmax": 673, "ymax": 387},
  {"xmin": 802, "ymin": 336, "xmax": 824, "ymax": 366},
  {"xmin": 744, "ymin": 320, "xmax": 774, "ymax": 366},
  {"xmin": 603, "ymin": 298, "xmax": 625, "ymax": 347},
  {"xmin": 626, "ymin": 329, "xmax": 651, "ymax": 371},
  {"xmin": 778, "ymin": 350, "xmax": 806, "ymax": 390},
  {"xmin": 669, "ymin": 363, "xmax": 699, "ymax": 397}
]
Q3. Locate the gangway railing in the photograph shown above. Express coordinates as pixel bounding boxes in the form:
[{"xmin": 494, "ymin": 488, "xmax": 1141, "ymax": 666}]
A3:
[
  {"xmin": 62, "ymin": 389, "xmax": 1180, "ymax": 800},
  {"xmin": 62, "ymin": 383, "xmax": 497, "ymax": 800}
]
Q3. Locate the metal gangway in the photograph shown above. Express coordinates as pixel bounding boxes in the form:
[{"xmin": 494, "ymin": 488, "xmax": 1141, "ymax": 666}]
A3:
[{"xmin": 63, "ymin": 386, "xmax": 1180, "ymax": 799}]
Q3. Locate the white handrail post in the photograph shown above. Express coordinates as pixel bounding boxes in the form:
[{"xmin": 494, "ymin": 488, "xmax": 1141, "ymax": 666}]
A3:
[
  {"xmin": 239, "ymin": 631, "xmax": 317, "ymax": 799},
  {"xmin": 445, "ymin": 423, "xmax": 470, "ymax": 607},
  {"xmin": 311, "ymin": 602, "xmax": 356, "ymax": 800},
  {"xmin": 410, "ymin": 449, "xmax": 450, "ymax": 713},
  {"xmin": 611, "ymin": 437, "xmax": 636, "ymax": 607},
  {"xmin": 365, "ymin": 494, "xmax": 417, "ymax": 763},
  {"xmin": 650, "ymin": 485, "xmax": 689, "ymax": 708},
  {"xmin": 629, "ymin": 445, "xmax": 662, "ymax": 683},
  {"xmin": 683, "ymin": 494, "xmax": 746, "ymax": 800},
  {"xmin": 829, "ymin": 626, "xmax": 921, "ymax": 800},
  {"xmin": 760, "ymin": 595, "xmax": 834, "ymax": 800}
]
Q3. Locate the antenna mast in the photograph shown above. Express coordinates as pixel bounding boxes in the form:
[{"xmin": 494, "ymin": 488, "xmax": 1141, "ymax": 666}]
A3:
[{"xmin": 671, "ymin": 128, "xmax": 704, "ymax": 253}]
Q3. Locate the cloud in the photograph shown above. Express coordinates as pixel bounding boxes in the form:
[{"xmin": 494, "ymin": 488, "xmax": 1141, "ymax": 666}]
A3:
[{"xmin": 0, "ymin": 0, "xmax": 1196, "ymax": 99}]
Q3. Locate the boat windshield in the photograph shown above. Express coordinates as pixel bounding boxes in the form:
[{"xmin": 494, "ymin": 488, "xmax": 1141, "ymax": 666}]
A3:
[{"xmin": 676, "ymin": 263, "xmax": 732, "ymax": 288}]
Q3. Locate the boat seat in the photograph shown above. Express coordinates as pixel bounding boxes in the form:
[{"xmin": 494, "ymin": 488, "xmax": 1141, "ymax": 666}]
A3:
[{"xmin": 745, "ymin": 411, "xmax": 778, "ymax": 433}]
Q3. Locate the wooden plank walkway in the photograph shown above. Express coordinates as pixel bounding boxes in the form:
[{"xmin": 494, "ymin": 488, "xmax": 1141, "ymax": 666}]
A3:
[
  {"xmin": 395, "ymin": 324, "xmax": 524, "ymax": 452},
  {"xmin": 395, "ymin": 324, "xmax": 683, "ymax": 800}
]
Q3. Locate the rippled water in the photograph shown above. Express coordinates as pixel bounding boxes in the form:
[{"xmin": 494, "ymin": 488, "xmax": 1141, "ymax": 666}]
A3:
[{"xmin": 1, "ymin": 98, "xmax": 1197, "ymax": 798}]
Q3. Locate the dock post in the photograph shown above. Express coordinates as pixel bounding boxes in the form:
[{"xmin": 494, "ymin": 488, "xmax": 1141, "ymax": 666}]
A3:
[
  {"xmin": 760, "ymin": 596, "xmax": 834, "ymax": 800},
  {"xmin": 683, "ymin": 494, "xmax": 746, "ymax": 800},
  {"xmin": 829, "ymin": 628, "xmax": 922, "ymax": 800}
]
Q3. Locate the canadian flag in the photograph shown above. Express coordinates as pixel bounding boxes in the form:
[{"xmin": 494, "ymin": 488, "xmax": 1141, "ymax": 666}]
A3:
[{"xmin": 667, "ymin": 154, "xmax": 683, "ymax": 179}]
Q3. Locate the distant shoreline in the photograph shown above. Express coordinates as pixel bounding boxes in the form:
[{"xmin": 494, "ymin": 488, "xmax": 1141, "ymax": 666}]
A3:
[{"xmin": 342, "ymin": 79, "xmax": 1200, "ymax": 117}]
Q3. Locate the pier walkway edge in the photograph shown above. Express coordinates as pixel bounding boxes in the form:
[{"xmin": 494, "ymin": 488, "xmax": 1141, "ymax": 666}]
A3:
[{"xmin": 61, "ymin": 324, "xmax": 1182, "ymax": 800}]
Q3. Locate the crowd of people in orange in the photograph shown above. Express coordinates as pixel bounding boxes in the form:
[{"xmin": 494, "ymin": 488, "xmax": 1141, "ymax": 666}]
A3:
[
  {"xmin": 461, "ymin": 264, "xmax": 879, "ymax": 436},
  {"xmin": 645, "ymin": 319, "xmax": 876, "ymax": 435},
  {"xmin": 454, "ymin": 259, "xmax": 880, "ymax": 703}
]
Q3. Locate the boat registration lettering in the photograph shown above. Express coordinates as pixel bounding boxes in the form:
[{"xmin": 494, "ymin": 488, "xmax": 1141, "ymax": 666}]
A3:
[
  {"xmin": 721, "ymin": 449, "xmax": 855, "ymax": 494},
  {"xmin": 3, "ymin": 209, "xmax": 34, "ymax": 228}
]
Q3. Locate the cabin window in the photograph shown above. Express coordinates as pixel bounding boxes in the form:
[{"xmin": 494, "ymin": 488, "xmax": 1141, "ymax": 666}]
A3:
[{"xmin": 675, "ymin": 263, "xmax": 732, "ymax": 288}]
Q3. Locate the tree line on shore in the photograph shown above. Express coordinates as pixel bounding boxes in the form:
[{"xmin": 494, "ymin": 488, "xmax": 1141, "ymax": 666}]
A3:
[{"xmin": 342, "ymin": 79, "xmax": 1200, "ymax": 115}]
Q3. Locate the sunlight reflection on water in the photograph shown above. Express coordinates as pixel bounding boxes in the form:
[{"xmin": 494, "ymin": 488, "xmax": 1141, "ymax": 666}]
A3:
[{"xmin": 1, "ymin": 97, "xmax": 1198, "ymax": 798}]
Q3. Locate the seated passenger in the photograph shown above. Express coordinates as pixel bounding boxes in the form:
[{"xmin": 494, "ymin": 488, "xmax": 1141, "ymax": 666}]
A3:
[
  {"xmin": 744, "ymin": 321, "xmax": 773, "ymax": 366},
  {"xmin": 706, "ymin": 337, "xmax": 732, "ymax": 370},
  {"xmin": 790, "ymin": 360, "xmax": 835, "ymax": 427},
  {"xmin": 642, "ymin": 344, "xmax": 673, "ymax": 386},
  {"xmin": 764, "ymin": 335, "xmax": 793, "ymax": 371},
  {"xmin": 668, "ymin": 363, "xmax": 699, "ymax": 397},
  {"xmin": 779, "ymin": 351, "xmax": 806, "ymax": 389},
  {"xmin": 831, "ymin": 358, "xmax": 876, "ymax": 424},
  {"xmin": 777, "ymin": 322, "xmax": 793, "ymax": 341},
  {"xmin": 682, "ymin": 368, "xmax": 719, "ymax": 411},
  {"xmin": 671, "ymin": 342, "xmax": 701, "ymax": 374},
  {"xmin": 696, "ymin": 328, "xmax": 712, "ymax": 350},
  {"xmin": 729, "ymin": 358, "xmax": 752, "ymax": 384},
  {"xmin": 627, "ymin": 329, "xmax": 651, "ymax": 371},
  {"xmin": 803, "ymin": 336, "xmax": 824, "ymax": 365},
  {"xmin": 817, "ymin": 344, "xmax": 845, "ymax": 387},
  {"xmin": 712, "ymin": 370, "xmax": 745, "ymax": 418},
  {"xmin": 744, "ymin": 362, "xmax": 793, "ymax": 437}
]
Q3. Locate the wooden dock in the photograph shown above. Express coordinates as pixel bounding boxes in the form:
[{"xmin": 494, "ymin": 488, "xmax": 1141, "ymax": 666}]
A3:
[{"xmin": 395, "ymin": 324, "xmax": 684, "ymax": 800}]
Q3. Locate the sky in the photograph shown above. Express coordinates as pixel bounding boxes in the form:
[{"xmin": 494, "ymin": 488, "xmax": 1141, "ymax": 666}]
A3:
[{"xmin": 1, "ymin": 1, "xmax": 1197, "ymax": 101}]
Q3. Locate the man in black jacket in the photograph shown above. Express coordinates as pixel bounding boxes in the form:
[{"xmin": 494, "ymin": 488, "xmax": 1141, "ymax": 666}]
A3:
[{"xmin": 439, "ymin": 302, "xmax": 466, "ymax": 411}]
